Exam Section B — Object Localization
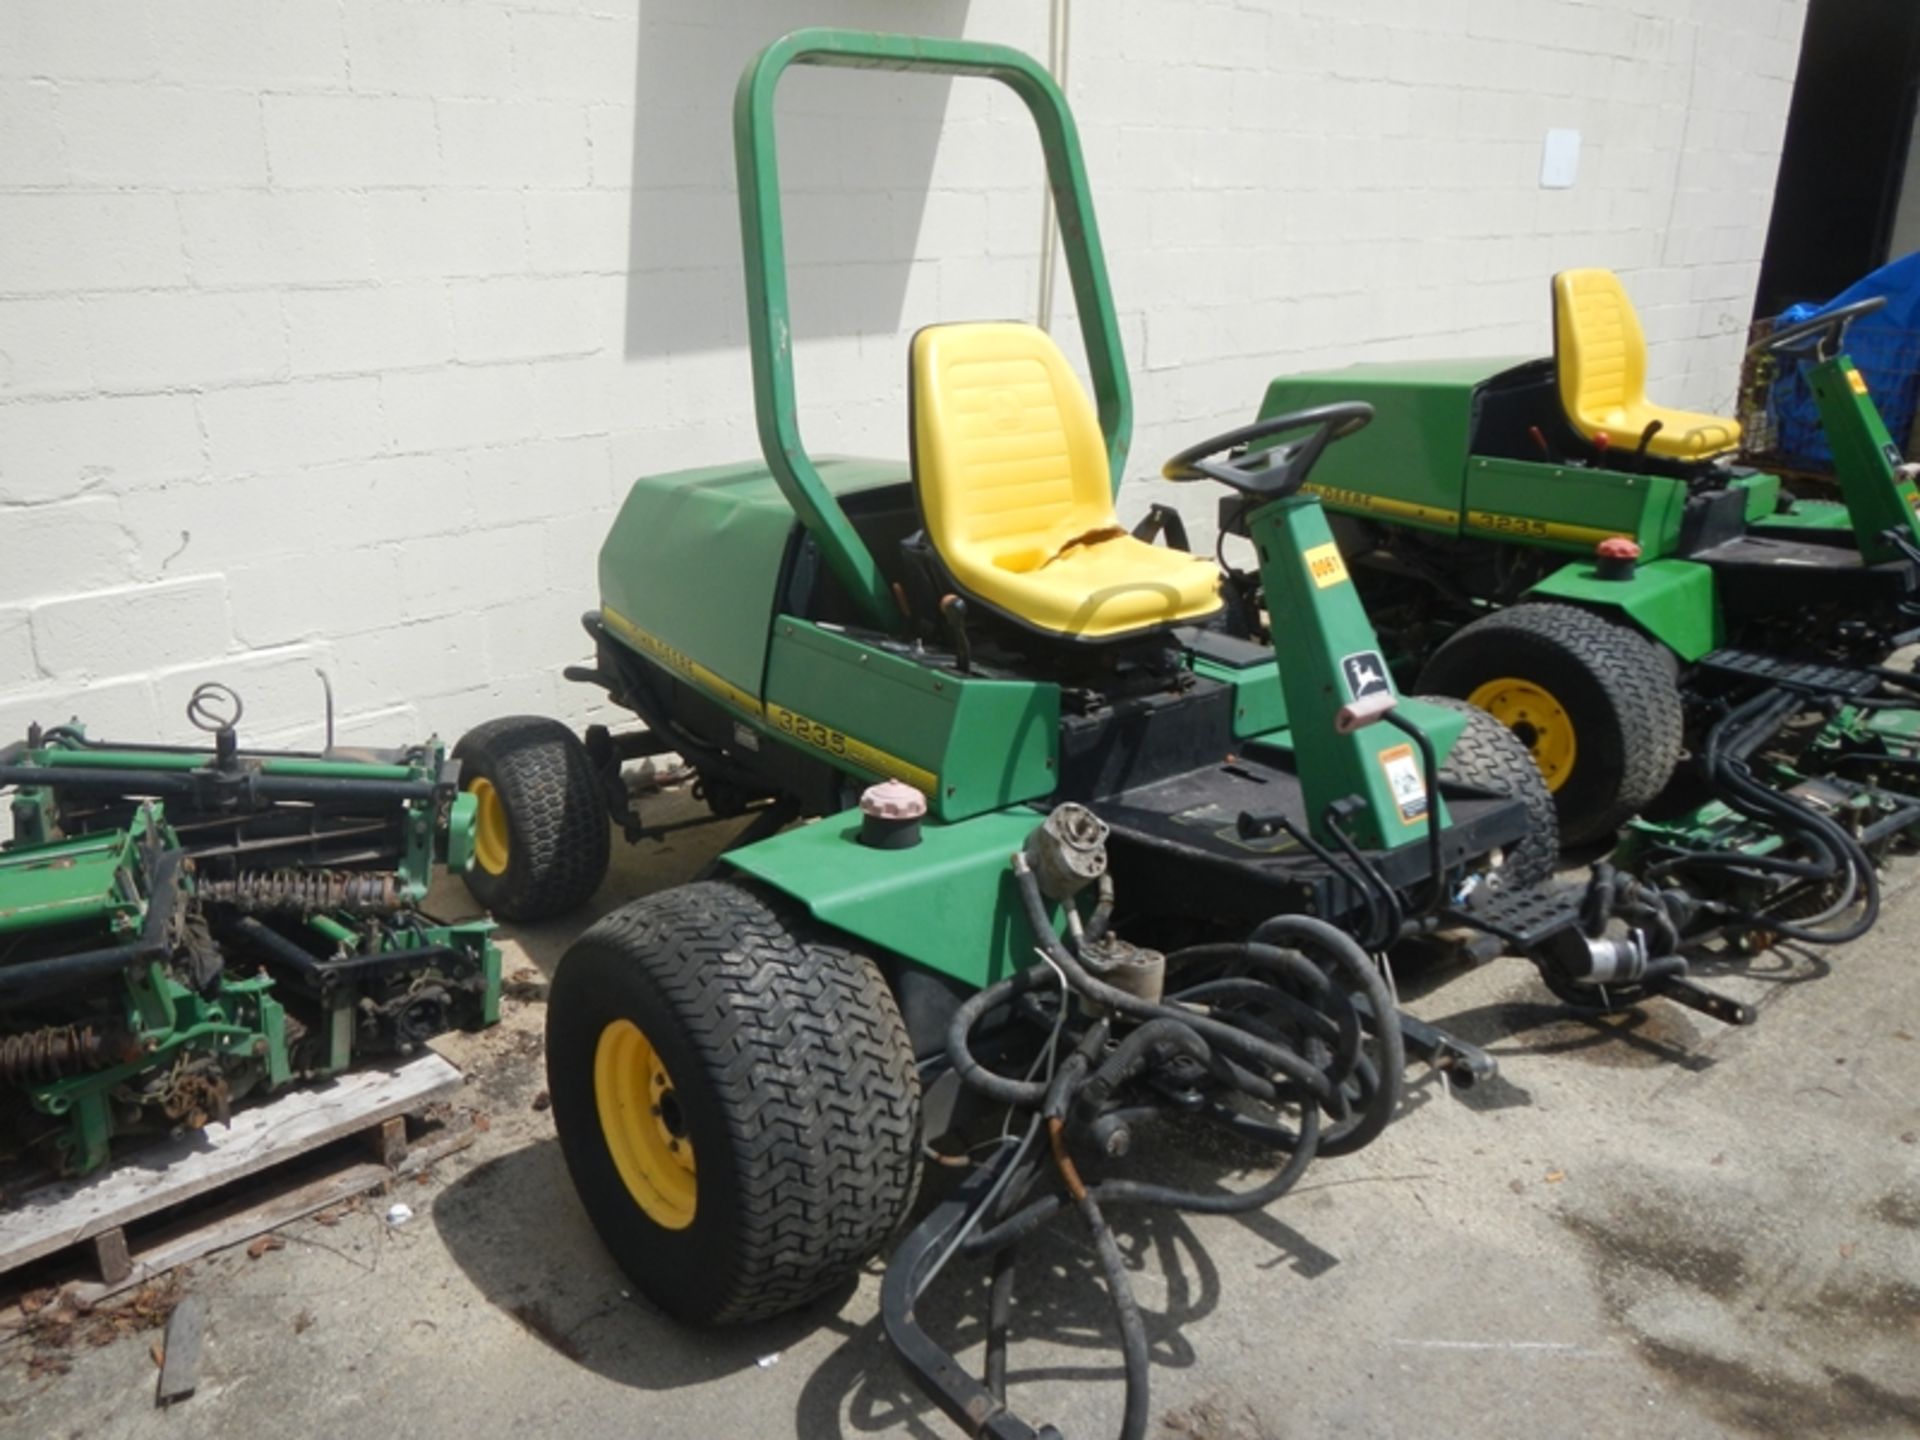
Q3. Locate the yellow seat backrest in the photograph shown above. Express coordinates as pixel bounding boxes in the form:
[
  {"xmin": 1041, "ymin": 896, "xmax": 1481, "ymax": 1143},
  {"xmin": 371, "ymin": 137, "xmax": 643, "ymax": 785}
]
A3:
[
  {"xmin": 909, "ymin": 321, "xmax": 1221, "ymax": 639},
  {"xmin": 1552, "ymin": 267, "xmax": 1741, "ymax": 460},
  {"xmin": 1554, "ymin": 267, "xmax": 1647, "ymax": 430},
  {"xmin": 911, "ymin": 321, "xmax": 1117, "ymax": 574}
]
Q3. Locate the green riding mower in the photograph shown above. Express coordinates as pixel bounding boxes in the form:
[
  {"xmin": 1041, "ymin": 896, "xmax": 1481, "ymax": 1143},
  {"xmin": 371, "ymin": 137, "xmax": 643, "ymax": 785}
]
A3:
[
  {"xmin": 1242, "ymin": 268, "xmax": 1920, "ymax": 973},
  {"xmin": 1253, "ymin": 268, "xmax": 1920, "ymax": 846},
  {"xmin": 0, "ymin": 682, "xmax": 498, "ymax": 1176},
  {"xmin": 452, "ymin": 31, "xmax": 1767, "ymax": 1440}
]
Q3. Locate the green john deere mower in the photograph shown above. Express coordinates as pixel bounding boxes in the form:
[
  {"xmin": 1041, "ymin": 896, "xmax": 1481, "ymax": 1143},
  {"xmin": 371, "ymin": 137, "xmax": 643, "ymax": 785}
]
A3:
[
  {"xmin": 1253, "ymin": 268, "xmax": 1920, "ymax": 850},
  {"xmin": 449, "ymin": 30, "xmax": 1788, "ymax": 1440}
]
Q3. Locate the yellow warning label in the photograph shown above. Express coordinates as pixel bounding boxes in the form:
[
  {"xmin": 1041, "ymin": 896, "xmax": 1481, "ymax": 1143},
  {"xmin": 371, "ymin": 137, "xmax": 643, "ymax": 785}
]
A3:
[
  {"xmin": 1304, "ymin": 542, "xmax": 1350, "ymax": 589},
  {"xmin": 1848, "ymin": 368, "xmax": 1870, "ymax": 395}
]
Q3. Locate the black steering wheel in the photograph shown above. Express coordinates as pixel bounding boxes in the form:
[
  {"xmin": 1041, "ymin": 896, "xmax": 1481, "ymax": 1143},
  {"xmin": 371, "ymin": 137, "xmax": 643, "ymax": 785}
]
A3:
[
  {"xmin": 1162, "ymin": 402, "xmax": 1374, "ymax": 499},
  {"xmin": 1749, "ymin": 294, "xmax": 1886, "ymax": 363}
]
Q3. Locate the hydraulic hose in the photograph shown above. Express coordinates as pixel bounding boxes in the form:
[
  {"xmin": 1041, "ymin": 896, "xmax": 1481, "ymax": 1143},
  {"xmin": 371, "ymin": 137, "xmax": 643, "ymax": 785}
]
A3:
[
  {"xmin": 1247, "ymin": 913, "xmax": 1404, "ymax": 1155},
  {"xmin": 899, "ymin": 852, "xmax": 1400, "ymax": 1440},
  {"xmin": 1011, "ymin": 857, "xmax": 1335, "ymax": 1101},
  {"xmin": 1660, "ymin": 688, "xmax": 1882, "ymax": 945}
]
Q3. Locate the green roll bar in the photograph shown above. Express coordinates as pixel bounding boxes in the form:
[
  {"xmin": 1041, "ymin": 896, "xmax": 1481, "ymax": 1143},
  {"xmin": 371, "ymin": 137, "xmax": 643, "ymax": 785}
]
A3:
[{"xmin": 733, "ymin": 28, "xmax": 1132, "ymax": 631}]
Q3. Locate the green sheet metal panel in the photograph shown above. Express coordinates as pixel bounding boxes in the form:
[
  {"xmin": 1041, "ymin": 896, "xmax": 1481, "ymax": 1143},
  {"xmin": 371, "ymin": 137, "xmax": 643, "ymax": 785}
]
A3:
[
  {"xmin": 763, "ymin": 619, "xmax": 1059, "ymax": 822},
  {"xmin": 1808, "ymin": 354, "xmax": 1920, "ymax": 562},
  {"xmin": 0, "ymin": 830, "xmax": 139, "ymax": 936},
  {"xmin": 724, "ymin": 807, "xmax": 1045, "ymax": 987},
  {"xmin": 1256, "ymin": 357, "xmax": 1535, "ymax": 536},
  {"xmin": 1190, "ymin": 656, "xmax": 1288, "ymax": 739},
  {"xmin": 1755, "ymin": 497, "xmax": 1853, "ymax": 531},
  {"xmin": 1729, "ymin": 471, "xmax": 1781, "ymax": 522},
  {"xmin": 1525, "ymin": 556, "xmax": 1722, "ymax": 661},
  {"xmin": 598, "ymin": 455, "xmax": 907, "ymax": 701},
  {"xmin": 1463, "ymin": 457, "xmax": 1687, "ymax": 556}
]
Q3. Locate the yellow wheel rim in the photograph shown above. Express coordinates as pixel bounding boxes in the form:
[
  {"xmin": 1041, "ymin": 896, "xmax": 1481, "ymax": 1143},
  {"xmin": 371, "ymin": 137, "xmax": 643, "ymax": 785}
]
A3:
[
  {"xmin": 594, "ymin": 1018, "xmax": 697, "ymax": 1230},
  {"xmin": 468, "ymin": 776, "xmax": 510, "ymax": 877},
  {"xmin": 1468, "ymin": 677, "xmax": 1578, "ymax": 792}
]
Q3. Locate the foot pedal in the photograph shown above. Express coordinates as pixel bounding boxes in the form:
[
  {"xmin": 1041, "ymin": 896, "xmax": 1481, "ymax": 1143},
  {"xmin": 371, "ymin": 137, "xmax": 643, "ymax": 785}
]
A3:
[{"xmin": 1444, "ymin": 882, "xmax": 1582, "ymax": 950}]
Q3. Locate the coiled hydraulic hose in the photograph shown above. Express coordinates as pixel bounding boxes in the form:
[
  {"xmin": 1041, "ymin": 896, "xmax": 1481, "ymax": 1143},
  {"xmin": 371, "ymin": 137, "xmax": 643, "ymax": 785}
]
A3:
[
  {"xmin": 1646, "ymin": 688, "xmax": 1881, "ymax": 946},
  {"xmin": 902, "ymin": 854, "xmax": 1406, "ymax": 1440}
]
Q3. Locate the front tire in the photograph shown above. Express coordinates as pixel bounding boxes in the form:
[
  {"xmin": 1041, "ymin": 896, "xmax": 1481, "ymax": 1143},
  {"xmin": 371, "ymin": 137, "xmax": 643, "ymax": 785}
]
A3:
[
  {"xmin": 1417, "ymin": 604, "xmax": 1682, "ymax": 846},
  {"xmin": 1425, "ymin": 693, "xmax": 1560, "ymax": 886},
  {"xmin": 546, "ymin": 880, "xmax": 921, "ymax": 1325},
  {"xmin": 454, "ymin": 715, "xmax": 610, "ymax": 921}
]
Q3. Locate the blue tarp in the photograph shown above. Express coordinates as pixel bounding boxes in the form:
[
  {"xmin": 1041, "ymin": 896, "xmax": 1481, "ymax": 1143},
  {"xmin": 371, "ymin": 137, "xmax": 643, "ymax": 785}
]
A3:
[{"xmin": 1768, "ymin": 250, "xmax": 1920, "ymax": 466}]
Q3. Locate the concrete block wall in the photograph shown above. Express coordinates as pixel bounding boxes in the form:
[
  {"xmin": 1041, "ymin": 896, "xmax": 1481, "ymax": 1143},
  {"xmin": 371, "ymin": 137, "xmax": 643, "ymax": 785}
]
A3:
[{"xmin": 0, "ymin": 0, "xmax": 1805, "ymax": 760}]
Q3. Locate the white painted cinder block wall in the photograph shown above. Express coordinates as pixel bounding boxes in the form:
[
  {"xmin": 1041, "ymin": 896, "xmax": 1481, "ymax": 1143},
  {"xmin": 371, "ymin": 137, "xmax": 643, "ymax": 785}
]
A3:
[{"xmin": 0, "ymin": 0, "xmax": 1807, "ymax": 756}]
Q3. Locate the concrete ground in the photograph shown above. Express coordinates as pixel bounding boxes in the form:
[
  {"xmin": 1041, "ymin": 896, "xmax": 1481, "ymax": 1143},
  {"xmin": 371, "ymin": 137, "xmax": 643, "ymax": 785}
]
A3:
[{"xmin": 4, "ymin": 788, "xmax": 1918, "ymax": 1440}]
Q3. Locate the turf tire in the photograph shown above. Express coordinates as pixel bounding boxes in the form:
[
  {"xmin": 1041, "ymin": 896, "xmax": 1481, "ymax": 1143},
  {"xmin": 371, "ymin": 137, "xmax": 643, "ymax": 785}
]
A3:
[
  {"xmin": 546, "ymin": 880, "xmax": 921, "ymax": 1325},
  {"xmin": 1417, "ymin": 603, "xmax": 1682, "ymax": 846},
  {"xmin": 454, "ymin": 715, "xmax": 610, "ymax": 921},
  {"xmin": 1423, "ymin": 693, "xmax": 1560, "ymax": 887}
]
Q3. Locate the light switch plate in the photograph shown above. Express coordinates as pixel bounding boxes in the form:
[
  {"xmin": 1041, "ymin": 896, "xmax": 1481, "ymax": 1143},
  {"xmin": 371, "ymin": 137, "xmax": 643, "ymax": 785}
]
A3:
[{"xmin": 1541, "ymin": 128, "xmax": 1581, "ymax": 189}]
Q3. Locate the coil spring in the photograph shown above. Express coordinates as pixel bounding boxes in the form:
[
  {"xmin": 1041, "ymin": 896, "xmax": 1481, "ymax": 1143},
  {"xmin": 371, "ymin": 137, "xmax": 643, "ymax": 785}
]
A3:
[
  {"xmin": 200, "ymin": 869, "xmax": 402, "ymax": 916},
  {"xmin": 0, "ymin": 1025, "xmax": 113, "ymax": 1084}
]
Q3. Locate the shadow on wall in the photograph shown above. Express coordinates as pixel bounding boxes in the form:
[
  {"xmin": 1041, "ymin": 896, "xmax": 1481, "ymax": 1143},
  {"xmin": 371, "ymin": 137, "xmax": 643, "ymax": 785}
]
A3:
[{"xmin": 625, "ymin": 0, "xmax": 973, "ymax": 360}]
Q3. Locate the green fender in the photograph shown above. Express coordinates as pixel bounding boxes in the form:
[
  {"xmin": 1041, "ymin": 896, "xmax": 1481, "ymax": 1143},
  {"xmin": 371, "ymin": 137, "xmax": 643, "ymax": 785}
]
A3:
[
  {"xmin": 723, "ymin": 807, "xmax": 1047, "ymax": 989},
  {"xmin": 1523, "ymin": 557, "xmax": 1722, "ymax": 662}
]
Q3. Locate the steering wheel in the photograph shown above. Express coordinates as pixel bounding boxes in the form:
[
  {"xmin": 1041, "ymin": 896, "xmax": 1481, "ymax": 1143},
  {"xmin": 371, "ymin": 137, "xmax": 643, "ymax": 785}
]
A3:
[
  {"xmin": 1162, "ymin": 402, "xmax": 1374, "ymax": 499},
  {"xmin": 1748, "ymin": 294, "xmax": 1887, "ymax": 363}
]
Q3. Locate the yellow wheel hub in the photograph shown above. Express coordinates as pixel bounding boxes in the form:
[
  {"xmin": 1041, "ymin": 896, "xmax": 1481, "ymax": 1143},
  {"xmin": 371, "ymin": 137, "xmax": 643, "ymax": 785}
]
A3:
[
  {"xmin": 468, "ymin": 776, "xmax": 510, "ymax": 877},
  {"xmin": 1468, "ymin": 677, "xmax": 1578, "ymax": 792},
  {"xmin": 594, "ymin": 1018, "xmax": 697, "ymax": 1230}
]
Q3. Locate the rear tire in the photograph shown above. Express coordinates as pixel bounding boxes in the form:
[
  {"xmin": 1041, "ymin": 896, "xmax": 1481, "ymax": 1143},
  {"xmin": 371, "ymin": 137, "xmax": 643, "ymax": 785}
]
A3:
[
  {"xmin": 454, "ymin": 715, "xmax": 610, "ymax": 922},
  {"xmin": 1417, "ymin": 604, "xmax": 1682, "ymax": 846},
  {"xmin": 1424, "ymin": 694, "xmax": 1560, "ymax": 886},
  {"xmin": 546, "ymin": 880, "xmax": 921, "ymax": 1325}
]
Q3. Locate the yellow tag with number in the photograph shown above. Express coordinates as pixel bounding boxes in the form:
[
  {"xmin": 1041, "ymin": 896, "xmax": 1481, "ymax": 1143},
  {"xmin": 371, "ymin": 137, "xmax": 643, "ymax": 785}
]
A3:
[{"xmin": 1304, "ymin": 542, "xmax": 1349, "ymax": 589}]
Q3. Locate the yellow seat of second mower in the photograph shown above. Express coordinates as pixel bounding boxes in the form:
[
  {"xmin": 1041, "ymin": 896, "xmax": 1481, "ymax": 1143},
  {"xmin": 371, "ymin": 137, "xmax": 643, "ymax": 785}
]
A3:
[
  {"xmin": 1552, "ymin": 268, "xmax": 1741, "ymax": 461},
  {"xmin": 910, "ymin": 321, "xmax": 1221, "ymax": 640}
]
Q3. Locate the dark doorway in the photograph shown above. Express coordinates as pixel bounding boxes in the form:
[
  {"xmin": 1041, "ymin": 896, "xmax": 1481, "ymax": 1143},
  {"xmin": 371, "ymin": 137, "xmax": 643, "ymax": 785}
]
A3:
[{"xmin": 1755, "ymin": 0, "xmax": 1920, "ymax": 317}]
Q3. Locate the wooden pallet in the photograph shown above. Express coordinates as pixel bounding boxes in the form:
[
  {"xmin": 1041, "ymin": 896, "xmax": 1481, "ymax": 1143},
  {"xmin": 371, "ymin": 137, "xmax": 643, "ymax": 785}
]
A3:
[{"xmin": 2, "ymin": 1052, "xmax": 467, "ymax": 1306}]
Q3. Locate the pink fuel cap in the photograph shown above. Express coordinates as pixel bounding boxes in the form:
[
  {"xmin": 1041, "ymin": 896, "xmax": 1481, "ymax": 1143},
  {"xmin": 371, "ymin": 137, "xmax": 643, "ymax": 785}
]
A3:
[{"xmin": 860, "ymin": 779, "xmax": 927, "ymax": 820}]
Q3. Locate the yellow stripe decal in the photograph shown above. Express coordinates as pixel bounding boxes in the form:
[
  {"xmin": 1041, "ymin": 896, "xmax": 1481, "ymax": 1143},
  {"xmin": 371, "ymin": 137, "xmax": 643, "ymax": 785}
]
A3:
[
  {"xmin": 600, "ymin": 606, "xmax": 763, "ymax": 715},
  {"xmin": 1302, "ymin": 482, "xmax": 1459, "ymax": 528},
  {"xmin": 600, "ymin": 606, "xmax": 938, "ymax": 795},
  {"xmin": 1463, "ymin": 511, "xmax": 1626, "ymax": 547},
  {"xmin": 1303, "ymin": 482, "xmax": 1625, "ymax": 549}
]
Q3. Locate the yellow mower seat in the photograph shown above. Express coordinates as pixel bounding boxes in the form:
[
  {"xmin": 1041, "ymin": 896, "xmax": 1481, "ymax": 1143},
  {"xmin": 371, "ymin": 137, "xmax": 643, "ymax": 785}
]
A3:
[
  {"xmin": 910, "ymin": 322, "xmax": 1221, "ymax": 640},
  {"xmin": 1552, "ymin": 268, "xmax": 1741, "ymax": 461}
]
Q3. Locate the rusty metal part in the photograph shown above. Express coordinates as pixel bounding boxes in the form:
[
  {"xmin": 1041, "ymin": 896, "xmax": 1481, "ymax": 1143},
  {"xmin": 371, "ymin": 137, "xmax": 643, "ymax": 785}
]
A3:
[
  {"xmin": 1046, "ymin": 1116, "xmax": 1088, "ymax": 1203},
  {"xmin": 157, "ymin": 1057, "xmax": 231, "ymax": 1129},
  {"xmin": 199, "ymin": 868, "xmax": 403, "ymax": 916},
  {"xmin": 0, "ymin": 1023, "xmax": 131, "ymax": 1084}
]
